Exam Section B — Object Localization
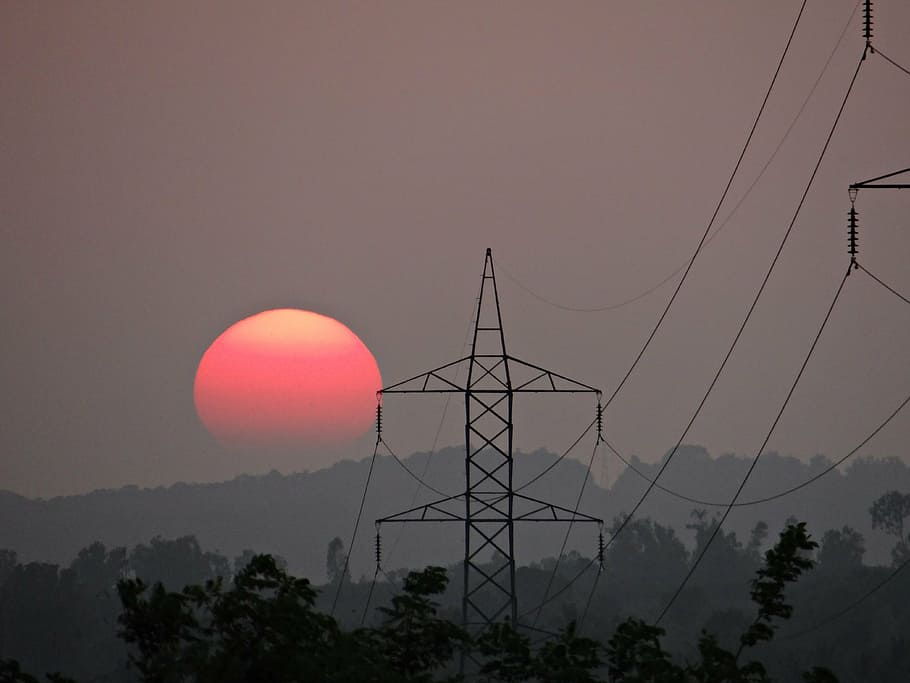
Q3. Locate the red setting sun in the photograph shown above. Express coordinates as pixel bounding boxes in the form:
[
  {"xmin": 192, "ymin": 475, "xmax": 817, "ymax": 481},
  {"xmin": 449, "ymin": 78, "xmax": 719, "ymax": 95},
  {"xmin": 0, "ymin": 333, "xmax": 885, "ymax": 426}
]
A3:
[{"xmin": 194, "ymin": 309, "xmax": 382, "ymax": 448}]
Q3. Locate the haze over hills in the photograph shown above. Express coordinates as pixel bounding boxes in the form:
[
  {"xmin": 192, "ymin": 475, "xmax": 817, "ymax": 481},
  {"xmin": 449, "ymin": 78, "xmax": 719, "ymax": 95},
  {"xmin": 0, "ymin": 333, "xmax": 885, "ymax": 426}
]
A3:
[{"xmin": 1, "ymin": 445, "xmax": 907, "ymax": 582}]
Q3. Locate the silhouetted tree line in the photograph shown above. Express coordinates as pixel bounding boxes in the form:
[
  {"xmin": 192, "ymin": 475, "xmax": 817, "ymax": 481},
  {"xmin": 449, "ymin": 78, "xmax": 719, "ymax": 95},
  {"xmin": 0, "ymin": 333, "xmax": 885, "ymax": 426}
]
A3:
[
  {"xmin": 1, "ymin": 491, "xmax": 908, "ymax": 682},
  {"xmin": 3, "ymin": 451, "xmax": 907, "ymax": 581}
]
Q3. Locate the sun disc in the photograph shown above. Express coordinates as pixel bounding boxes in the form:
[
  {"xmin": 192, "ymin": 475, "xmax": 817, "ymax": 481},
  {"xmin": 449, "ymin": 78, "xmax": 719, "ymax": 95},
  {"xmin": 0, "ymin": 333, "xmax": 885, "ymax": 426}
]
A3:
[{"xmin": 194, "ymin": 309, "xmax": 382, "ymax": 448}]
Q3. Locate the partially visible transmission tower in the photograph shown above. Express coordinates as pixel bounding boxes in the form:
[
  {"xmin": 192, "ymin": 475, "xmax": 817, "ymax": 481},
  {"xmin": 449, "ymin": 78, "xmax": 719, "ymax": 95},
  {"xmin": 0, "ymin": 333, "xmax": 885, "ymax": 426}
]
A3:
[{"xmin": 377, "ymin": 249, "xmax": 603, "ymax": 634}]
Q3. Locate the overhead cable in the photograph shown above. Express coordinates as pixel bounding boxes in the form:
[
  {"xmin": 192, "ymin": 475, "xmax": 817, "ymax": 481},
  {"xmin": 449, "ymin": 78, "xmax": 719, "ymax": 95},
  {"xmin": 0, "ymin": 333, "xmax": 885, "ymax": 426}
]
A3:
[
  {"xmin": 601, "ymin": 0, "xmax": 808, "ymax": 412},
  {"xmin": 331, "ymin": 438, "xmax": 381, "ymax": 617},
  {"xmin": 877, "ymin": 47, "xmax": 910, "ymax": 78},
  {"xmin": 775, "ymin": 554, "xmax": 910, "ymax": 641},
  {"xmin": 654, "ymin": 263, "xmax": 853, "ymax": 625},
  {"xmin": 385, "ymin": 294, "xmax": 479, "ymax": 562},
  {"xmin": 858, "ymin": 262, "xmax": 910, "ymax": 306},
  {"xmin": 577, "ymin": 562, "xmax": 604, "ymax": 634},
  {"xmin": 602, "ymin": 387, "xmax": 910, "ymax": 508},
  {"xmin": 515, "ymin": 417, "xmax": 597, "ymax": 492},
  {"xmin": 604, "ymin": 49, "xmax": 867, "ymax": 560},
  {"xmin": 518, "ymin": 557, "xmax": 599, "ymax": 620},
  {"xmin": 501, "ymin": 0, "xmax": 857, "ymax": 316},
  {"xmin": 531, "ymin": 437, "xmax": 602, "ymax": 627},
  {"xmin": 379, "ymin": 438, "xmax": 453, "ymax": 497}
]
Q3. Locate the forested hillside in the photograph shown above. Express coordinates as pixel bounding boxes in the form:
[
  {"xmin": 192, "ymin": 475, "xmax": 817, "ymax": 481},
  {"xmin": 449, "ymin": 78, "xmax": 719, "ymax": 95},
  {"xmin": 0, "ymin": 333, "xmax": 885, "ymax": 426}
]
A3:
[{"xmin": 2, "ymin": 447, "xmax": 907, "ymax": 580}]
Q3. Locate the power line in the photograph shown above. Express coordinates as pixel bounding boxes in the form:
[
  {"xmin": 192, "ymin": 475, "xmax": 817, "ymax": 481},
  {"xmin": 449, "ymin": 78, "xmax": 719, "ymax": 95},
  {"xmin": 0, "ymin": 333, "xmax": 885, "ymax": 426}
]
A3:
[
  {"xmin": 542, "ymin": 36, "xmax": 869, "ymax": 631},
  {"xmin": 360, "ymin": 564, "xmax": 381, "ymax": 625},
  {"xmin": 331, "ymin": 439, "xmax": 381, "ymax": 617},
  {"xmin": 361, "ymin": 565, "xmax": 404, "ymax": 626},
  {"xmin": 375, "ymin": 415, "xmax": 600, "ymax": 628},
  {"xmin": 654, "ymin": 263, "xmax": 853, "ymax": 625},
  {"xmin": 877, "ymin": 47, "xmax": 910, "ymax": 78},
  {"xmin": 602, "ymin": 387, "xmax": 910, "ymax": 508},
  {"xmin": 384, "ymin": 295, "xmax": 479, "ymax": 563},
  {"xmin": 518, "ymin": 557, "xmax": 599, "ymax": 620},
  {"xmin": 858, "ymin": 262, "xmax": 910, "ymax": 307},
  {"xmin": 514, "ymin": 417, "xmax": 597, "ymax": 493},
  {"xmin": 604, "ymin": 48, "xmax": 867, "ymax": 561},
  {"xmin": 481, "ymin": 386, "xmax": 910, "ymax": 633},
  {"xmin": 379, "ymin": 438, "xmax": 454, "ymax": 498},
  {"xmin": 775, "ymin": 554, "xmax": 910, "ymax": 641},
  {"xmin": 500, "ymin": 0, "xmax": 858, "ymax": 316},
  {"xmin": 577, "ymin": 562, "xmax": 603, "ymax": 633},
  {"xmin": 531, "ymin": 438, "xmax": 602, "ymax": 627},
  {"xmin": 601, "ymin": 0, "xmax": 808, "ymax": 412}
]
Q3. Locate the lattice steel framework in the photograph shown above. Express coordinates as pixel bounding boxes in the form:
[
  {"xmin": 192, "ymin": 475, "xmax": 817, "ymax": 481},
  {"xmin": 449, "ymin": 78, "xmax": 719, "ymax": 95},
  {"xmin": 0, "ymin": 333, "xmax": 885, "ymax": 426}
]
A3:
[{"xmin": 377, "ymin": 248, "xmax": 603, "ymax": 632}]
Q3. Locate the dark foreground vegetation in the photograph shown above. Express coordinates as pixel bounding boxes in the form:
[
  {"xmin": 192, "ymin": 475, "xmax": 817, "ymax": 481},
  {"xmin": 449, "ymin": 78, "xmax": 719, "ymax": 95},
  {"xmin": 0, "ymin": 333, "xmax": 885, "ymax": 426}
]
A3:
[
  {"xmin": 1, "ymin": 491, "xmax": 908, "ymax": 683},
  {"xmin": 1, "ymin": 524, "xmax": 834, "ymax": 682}
]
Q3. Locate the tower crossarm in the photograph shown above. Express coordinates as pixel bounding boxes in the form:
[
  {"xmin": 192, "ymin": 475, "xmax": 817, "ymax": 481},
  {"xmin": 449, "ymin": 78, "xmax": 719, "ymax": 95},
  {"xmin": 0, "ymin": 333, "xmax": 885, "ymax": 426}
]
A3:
[
  {"xmin": 850, "ymin": 166, "xmax": 910, "ymax": 190},
  {"xmin": 378, "ymin": 354, "xmax": 600, "ymax": 396},
  {"xmin": 380, "ymin": 357, "xmax": 473, "ymax": 394},
  {"xmin": 511, "ymin": 493, "xmax": 603, "ymax": 523},
  {"xmin": 505, "ymin": 356, "xmax": 600, "ymax": 393},
  {"xmin": 376, "ymin": 493, "xmax": 466, "ymax": 523},
  {"xmin": 376, "ymin": 492, "xmax": 603, "ymax": 525}
]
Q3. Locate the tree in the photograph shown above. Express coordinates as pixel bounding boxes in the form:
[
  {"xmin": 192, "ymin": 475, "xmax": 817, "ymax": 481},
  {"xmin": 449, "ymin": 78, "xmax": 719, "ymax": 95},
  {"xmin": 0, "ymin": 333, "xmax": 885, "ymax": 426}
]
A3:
[
  {"xmin": 326, "ymin": 537, "xmax": 349, "ymax": 586},
  {"xmin": 684, "ymin": 510, "xmax": 758, "ymax": 607},
  {"xmin": 817, "ymin": 526, "xmax": 865, "ymax": 574},
  {"xmin": 605, "ymin": 517, "xmax": 689, "ymax": 595},
  {"xmin": 745, "ymin": 521, "xmax": 769, "ymax": 562},
  {"xmin": 232, "ymin": 549, "xmax": 286, "ymax": 577},
  {"xmin": 870, "ymin": 490, "xmax": 910, "ymax": 565},
  {"xmin": 70, "ymin": 542, "xmax": 126, "ymax": 591},
  {"xmin": 0, "ymin": 659, "xmax": 75, "ymax": 683},
  {"xmin": 128, "ymin": 536, "xmax": 229, "ymax": 591},
  {"xmin": 0, "ymin": 563, "xmax": 73, "ymax": 676},
  {"xmin": 4, "ymin": 524, "xmax": 851, "ymax": 682},
  {"xmin": 371, "ymin": 566, "xmax": 467, "ymax": 681},
  {"xmin": 478, "ymin": 621, "xmax": 602, "ymax": 683},
  {"xmin": 606, "ymin": 523, "xmax": 839, "ymax": 683},
  {"xmin": 0, "ymin": 659, "xmax": 38, "ymax": 683},
  {"xmin": 118, "ymin": 554, "xmax": 342, "ymax": 683},
  {"xmin": 686, "ymin": 511, "xmax": 748, "ymax": 569},
  {"xmin": 118, "ymin": 556, "xmax": 471, "ymax": 683},
  {"xmin": 0, "ymin": 551, "xmax": 16, "ymax": 590},
  {"xmin": 66, "ymin": 542, "xmax": 129, "ymax": 679}
]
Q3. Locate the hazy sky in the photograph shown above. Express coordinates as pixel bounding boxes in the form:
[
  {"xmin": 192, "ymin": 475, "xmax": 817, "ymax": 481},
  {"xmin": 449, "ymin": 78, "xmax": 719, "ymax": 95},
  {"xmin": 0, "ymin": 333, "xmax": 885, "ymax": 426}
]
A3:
[{"xmin": 2, "ymin": 2, "xmax": 909, "ymax": 498}]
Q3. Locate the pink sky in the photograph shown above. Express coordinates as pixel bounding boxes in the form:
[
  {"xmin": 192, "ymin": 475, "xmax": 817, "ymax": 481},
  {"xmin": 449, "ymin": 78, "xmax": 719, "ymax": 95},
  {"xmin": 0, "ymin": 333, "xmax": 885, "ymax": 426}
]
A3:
[{"xmin": 2, "ymin": 2, "xmax": 909, "ymax": 497}]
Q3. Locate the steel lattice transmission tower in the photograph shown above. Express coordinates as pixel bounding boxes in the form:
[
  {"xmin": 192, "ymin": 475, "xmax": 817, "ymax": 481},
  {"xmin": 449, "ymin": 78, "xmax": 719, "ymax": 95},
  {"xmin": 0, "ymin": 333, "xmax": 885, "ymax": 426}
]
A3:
[{"xmin": 377, "ymin": 248, "xmax": 603, "ymax": 632}]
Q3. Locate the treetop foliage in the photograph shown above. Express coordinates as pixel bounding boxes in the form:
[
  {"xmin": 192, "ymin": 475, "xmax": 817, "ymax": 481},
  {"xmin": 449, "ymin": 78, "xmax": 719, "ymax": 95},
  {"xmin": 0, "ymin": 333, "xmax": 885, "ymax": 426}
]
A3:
[{"xmin": 1, "ymin": 523, "xmax": 847, "ymax": 683}]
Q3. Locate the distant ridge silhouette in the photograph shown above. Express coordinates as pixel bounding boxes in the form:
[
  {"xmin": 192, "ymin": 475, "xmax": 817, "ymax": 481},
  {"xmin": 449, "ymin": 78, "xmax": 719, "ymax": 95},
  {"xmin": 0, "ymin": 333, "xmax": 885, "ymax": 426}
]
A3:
[{"xmin": 1, "ymin": 446, "xmax": 906, "ymax": 580}]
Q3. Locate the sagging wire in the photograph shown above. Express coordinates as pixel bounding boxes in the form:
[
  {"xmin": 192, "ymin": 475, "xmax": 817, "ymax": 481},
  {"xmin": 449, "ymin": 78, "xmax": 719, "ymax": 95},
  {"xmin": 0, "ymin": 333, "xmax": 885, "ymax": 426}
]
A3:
[
  {"xmin": 602, "ymin": 386, "xmax": 910, "ymax": 508},
  {"xmin": 330, "ymin": 394, "xmax": 384, "ymax": 618},
  {"xmin": 775, "ymin": 554, "xmax": 910, "ymax": 642},
  {"xmin": 602, "ymin": 45, "xmax": 868, "ymax": 566},
  {"xmin": 379, "ymin": 437, "xmax": 453, "ymax": 497},
  {"xmin": 526, "ymin": 399, "xmax": 604, "ymax": 627},
  {"xmin": 515, "ymin": 416, "xmax": 597, "ymax": 492},
  {"xmin": 858, "ymin": 263, "xmax": 910, "ymax": 307},
  {"xmin": 654, "ymin": 261, "xmax": 854, "ymax": 625}
]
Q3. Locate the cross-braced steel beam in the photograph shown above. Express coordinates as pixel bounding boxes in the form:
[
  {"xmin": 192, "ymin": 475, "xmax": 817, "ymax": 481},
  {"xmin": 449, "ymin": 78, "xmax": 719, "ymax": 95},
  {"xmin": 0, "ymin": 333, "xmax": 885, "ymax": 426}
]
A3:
[{"xmin": 376, "ymin": 249, "xmax": 602, "ymax": 639}]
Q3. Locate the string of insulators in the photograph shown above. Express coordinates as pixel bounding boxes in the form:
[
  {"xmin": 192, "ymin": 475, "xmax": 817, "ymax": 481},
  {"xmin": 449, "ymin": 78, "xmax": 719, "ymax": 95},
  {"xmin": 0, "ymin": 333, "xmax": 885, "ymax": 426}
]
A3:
[
  {"xmin": 596, "ymin": 400, "xmax": 604, "ymax": 443},
  {"xmin": 375, "ymin": 396, "xmax": 382, "ymax": 442},
  {"xmin": 597, "ymin": 527, "xmax": 605, "ymax": 572},
  {"xmin": 848, "ymin": 201, "xmax": 859, "ymax": 271},
  {"xmin": 375, "ymin": 527, "xmax": 382, "ymax": 570},
  {"xmin": 863, "ymin": 0, "xmax": 874, "ymax": 52}
]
